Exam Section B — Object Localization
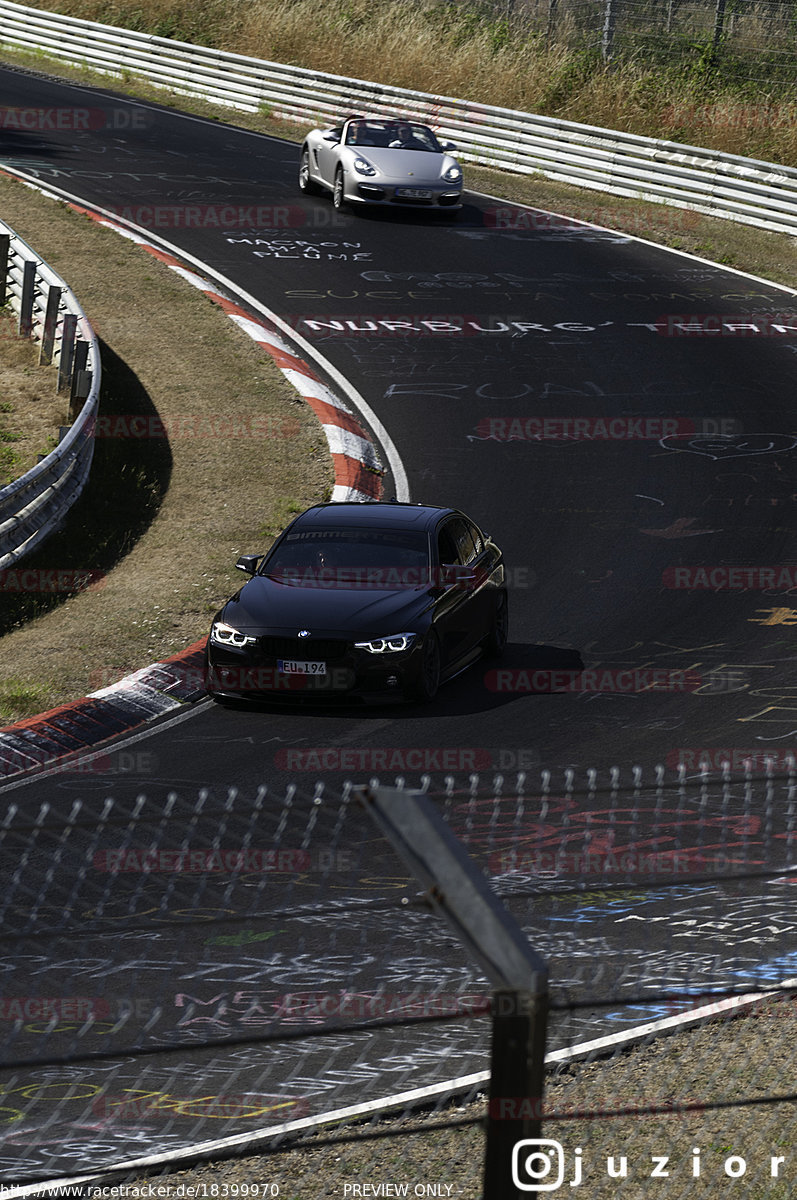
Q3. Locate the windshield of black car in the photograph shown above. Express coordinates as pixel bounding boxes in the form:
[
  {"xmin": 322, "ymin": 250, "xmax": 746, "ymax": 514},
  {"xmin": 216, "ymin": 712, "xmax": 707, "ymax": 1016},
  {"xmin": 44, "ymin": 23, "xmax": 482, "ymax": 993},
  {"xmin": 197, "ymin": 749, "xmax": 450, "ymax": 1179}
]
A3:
[
  {"xmin": 344, "ymin": 120, "xmax": 442, "ymax": 152},
  {"xmin": 261, "ymin": 528, "xmax": 431, "ymax": 588}
]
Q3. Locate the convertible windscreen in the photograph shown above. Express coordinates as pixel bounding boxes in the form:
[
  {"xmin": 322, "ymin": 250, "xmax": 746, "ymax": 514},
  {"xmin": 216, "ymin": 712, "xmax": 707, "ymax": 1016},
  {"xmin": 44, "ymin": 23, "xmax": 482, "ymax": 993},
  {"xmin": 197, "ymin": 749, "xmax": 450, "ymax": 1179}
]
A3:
[
  {"xmin": 344, "ymin": 120, "xmax": 442, "ymax": 152},
  {"xmin": 262, "ymin": 528, "xmax": 432, "ymax": 588}
]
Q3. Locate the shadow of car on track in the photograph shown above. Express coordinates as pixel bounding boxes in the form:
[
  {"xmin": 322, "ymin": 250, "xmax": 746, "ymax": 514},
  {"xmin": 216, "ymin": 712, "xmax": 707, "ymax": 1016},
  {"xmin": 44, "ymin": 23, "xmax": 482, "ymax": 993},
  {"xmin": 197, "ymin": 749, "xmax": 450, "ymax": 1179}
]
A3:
[
  {"xmin": 401, "ymin": 642, "xmax": 587, "ymax": 717},
  {"xmin": 0, "ymin": 129, "xmax": 68, "ymax": 159},
  {"xmin": 328, "ymin": 197, "xmax": 492, "ymax": 228}
]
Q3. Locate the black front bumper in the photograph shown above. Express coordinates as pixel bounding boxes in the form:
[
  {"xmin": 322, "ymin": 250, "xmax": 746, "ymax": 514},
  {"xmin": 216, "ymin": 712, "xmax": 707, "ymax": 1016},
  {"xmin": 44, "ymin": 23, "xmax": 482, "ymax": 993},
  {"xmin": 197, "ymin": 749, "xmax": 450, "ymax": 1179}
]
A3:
[{"xmin": 205, "ymin": 638, "xmax": 424, "ymax": 703}]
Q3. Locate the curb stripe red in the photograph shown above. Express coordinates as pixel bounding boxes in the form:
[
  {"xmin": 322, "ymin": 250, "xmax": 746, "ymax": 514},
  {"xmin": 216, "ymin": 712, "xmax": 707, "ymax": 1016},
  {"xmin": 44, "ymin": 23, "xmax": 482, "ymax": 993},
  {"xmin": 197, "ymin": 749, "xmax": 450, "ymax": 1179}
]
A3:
[{"xmin": 0, "ymin": 189, "xmax": 384, "ymax": 771}]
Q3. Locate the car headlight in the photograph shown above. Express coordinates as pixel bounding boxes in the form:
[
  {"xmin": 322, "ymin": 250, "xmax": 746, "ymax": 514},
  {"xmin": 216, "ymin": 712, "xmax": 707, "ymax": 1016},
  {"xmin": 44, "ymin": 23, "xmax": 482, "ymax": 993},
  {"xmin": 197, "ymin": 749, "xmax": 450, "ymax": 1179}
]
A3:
[
  {"xmin": 354, "ymin": 633, "xmax": 417, "ymax": 653},
  {"xmin": 353, "ymin": 157, "xmax": 377, "ymax": 176},
  {"xmin": 442, "ymin": 164, "xmax": 462, "ymax": 183},
  {"xmin": 210, "ymin": 621, "xmax": 257, "ymax": 648}
]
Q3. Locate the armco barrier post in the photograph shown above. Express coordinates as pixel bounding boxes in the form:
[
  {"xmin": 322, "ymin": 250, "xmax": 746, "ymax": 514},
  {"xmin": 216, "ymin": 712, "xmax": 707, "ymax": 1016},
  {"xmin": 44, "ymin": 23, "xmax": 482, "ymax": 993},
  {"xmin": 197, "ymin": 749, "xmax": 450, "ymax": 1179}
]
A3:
[
  {"xmin": 362, "ymin": 786, "xmax": 549, "ymax": 1200},
  {"xmin": 69, "ymin": 339, "xmax": 89, "ymax": 417},
  {"xmin": 19, "ymin": 258, "xmax": 36, "ymax": 337},
  {"xmin": 39, "ymin": 283, "xmax": 62, "ymax": 365},
  {"xmin": 57, "ymin": 312, "xmax": 77, "ymax": 392},
  {"xmin": 69, "ymin": 368, "xmax": 92, "ymax": 424},
  {"xmin": 0, "ymin": 233, "xmax": 9, "ymax": 306}
]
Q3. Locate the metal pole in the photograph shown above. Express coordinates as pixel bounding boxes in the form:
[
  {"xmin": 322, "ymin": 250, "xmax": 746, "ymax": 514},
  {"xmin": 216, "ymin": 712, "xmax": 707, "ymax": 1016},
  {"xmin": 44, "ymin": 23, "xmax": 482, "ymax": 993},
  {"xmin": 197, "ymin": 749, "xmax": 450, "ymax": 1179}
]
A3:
[
  {"xmin": 546, "ymin": 0, "xmax": 558, "ymax": 45},
  {"xmin": 483, "ymin": 987, "xmax": 549, "ymax": 1199},
  {"xmin": 360, "ymin": 786, "xmax": 548, "ymax": 991},
  {"xmin": 362, "ymin": 787, "xmax": 550, "ymax": 1200},
  {"xmin": 602, "ymin": 0, "xmax": 618, "ymax": 62},
  {"xmin": 713, "ymin": 0, "xmax": 727, "ymax": 49}
]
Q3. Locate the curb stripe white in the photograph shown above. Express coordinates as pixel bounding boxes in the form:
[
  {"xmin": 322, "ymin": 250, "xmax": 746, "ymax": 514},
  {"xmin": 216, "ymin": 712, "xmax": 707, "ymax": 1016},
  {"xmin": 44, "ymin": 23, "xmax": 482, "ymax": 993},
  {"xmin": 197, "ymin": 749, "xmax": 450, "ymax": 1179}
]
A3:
[
  {"xmin": 322, "ymin": 424, "xmax": 381, "ymax": 466},
  {"xmin": 281, "ymin": 371, "xmax": 350, "ymax": 409},
  {"xmin": 331, "ymin": 483, "xmax": 379, "ymax": 503},
  {"xmin": 0, "ymin": 175, "xmax": 396, "ymax": 503}
]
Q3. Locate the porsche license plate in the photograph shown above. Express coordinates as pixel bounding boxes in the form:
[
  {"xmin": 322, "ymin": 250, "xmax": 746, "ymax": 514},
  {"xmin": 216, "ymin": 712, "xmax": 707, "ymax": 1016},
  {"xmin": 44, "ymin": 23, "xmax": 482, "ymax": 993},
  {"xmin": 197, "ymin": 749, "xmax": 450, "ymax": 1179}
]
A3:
[
  {"xmin": 278, "ymin": 660, "xmax": 327, "ymax": 675},
  {"xmin": 395, "ymin": 187, "xmax": 432, "ymax": 198}
]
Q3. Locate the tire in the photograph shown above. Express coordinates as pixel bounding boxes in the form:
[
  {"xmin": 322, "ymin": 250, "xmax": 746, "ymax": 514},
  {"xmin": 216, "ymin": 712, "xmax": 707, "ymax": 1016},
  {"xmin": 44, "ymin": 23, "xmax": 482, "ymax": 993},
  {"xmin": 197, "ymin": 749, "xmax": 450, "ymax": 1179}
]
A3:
[
  {"xmin": 406, "ymin": 630, "xmax": 441, "ymax": 703},
  {"xmin": 298, "ymin": 149, "xmax": 320, "ymax": 195},
  {"xmin": 332, "ymin": 168, "xmax": 347, "ymax": 211},
  {"xmin": 483, "ymin": 590, "xmax": 509, "ymax": 657}
]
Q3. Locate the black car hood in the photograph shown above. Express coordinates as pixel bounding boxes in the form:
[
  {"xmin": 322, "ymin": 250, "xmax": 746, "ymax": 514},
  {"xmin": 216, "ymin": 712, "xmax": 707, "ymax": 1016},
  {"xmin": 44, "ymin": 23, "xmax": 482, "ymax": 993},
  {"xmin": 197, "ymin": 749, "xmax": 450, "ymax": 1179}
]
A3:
[{"xmin": 222, "ymin": 575, "xmax": 432, "ymax": 634}]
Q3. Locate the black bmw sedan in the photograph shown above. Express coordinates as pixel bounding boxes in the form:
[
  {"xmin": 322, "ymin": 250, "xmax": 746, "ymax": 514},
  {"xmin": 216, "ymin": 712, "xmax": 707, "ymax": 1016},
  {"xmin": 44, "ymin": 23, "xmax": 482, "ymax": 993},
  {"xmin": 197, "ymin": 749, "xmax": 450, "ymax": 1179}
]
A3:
[{"xmin": 205, "ymin": 501, "xmax": 507, "ymax": 704}]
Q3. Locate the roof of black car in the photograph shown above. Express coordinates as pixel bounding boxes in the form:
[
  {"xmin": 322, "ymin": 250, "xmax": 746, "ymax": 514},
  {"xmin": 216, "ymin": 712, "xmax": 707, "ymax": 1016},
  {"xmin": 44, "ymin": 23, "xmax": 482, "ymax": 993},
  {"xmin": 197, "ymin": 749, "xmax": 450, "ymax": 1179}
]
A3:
[{"xmin": 292, "ymin": 502, "xmax": 453, "ymax": 530}]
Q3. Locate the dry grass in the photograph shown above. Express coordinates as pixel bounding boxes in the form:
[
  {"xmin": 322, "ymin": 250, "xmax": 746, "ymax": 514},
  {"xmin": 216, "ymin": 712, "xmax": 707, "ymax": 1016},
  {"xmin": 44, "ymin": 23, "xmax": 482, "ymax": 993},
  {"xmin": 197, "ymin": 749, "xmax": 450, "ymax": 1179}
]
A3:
[
  {"xmin": 15, "ymin": 0, "xmax": 797, "ymax": 166},
  {"xmin": 0, "ymin": 307, "xmax": 65, "ymax": 484},
  {"xmin": 0, "ymin": 171, "xmax": 332, "ymax": 722}
]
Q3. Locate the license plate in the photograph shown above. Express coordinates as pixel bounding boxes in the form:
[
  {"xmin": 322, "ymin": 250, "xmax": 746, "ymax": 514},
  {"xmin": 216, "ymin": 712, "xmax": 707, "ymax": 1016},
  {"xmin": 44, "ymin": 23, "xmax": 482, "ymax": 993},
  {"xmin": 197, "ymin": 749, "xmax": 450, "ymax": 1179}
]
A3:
[
  {"xmin": 395, "ymin": 187, "xmax": 432, "ymax": 198},
  {"xmin": 278, "ymin": 660, "xmax": 327, "ymax": 675}
]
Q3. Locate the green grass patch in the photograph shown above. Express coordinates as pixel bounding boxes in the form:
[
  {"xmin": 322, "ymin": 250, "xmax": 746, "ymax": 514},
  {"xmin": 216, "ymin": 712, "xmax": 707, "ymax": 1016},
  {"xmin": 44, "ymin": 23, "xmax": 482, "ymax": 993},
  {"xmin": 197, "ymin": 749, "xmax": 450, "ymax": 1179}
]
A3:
[{"xmin": 0, "ymin": 678, "xmax": 54, "ymax": 721}]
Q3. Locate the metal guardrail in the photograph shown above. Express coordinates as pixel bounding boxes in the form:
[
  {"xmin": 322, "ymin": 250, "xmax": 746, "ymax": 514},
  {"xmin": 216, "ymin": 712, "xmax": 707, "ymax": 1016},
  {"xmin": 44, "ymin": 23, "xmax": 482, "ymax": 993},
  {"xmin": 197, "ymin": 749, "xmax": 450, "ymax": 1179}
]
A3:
[
  {"xmin": 0, "ymin": 218, "xmax": 100, "ymax": 567},
  {"xmin": 2, "ymin": 1, "xmax": 797, "ymax": 236}
]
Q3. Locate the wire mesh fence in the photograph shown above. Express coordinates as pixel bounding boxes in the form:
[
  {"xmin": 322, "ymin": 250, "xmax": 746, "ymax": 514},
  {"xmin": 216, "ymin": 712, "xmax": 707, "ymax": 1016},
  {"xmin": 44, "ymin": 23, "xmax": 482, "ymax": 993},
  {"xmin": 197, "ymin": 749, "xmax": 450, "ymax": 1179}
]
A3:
[
  {"xmin": 483, "ymin": 0, "xmax": 797, "ymax": 78},
  {"xmin": 1, "ymin": 763, "xmax": 796, "ymax": 1196}
]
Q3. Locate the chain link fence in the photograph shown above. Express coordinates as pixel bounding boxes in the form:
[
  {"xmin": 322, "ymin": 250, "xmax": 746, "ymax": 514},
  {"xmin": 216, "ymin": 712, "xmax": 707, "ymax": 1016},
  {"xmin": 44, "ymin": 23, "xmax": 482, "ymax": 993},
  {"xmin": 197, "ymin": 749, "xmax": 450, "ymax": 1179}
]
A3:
[
  {"xmin": 1, "ymin": 763, "xmax": 796, "ymax": 1196},
  {"xmin": 483, "ymin": 0, "xmax": 797, "ymax": 76}
]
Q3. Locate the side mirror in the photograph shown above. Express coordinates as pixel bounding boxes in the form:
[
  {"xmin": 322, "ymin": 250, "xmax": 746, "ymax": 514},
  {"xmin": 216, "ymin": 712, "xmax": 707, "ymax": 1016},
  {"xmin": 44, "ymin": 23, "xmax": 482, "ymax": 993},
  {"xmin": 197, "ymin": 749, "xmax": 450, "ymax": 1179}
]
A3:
[
  {"xmin": 439, "ymin": 563, "xmax": 477, "ymax": 588},
  {"xmin": 440, "ymin": 139, "xmax": 457, "ymax": 152},
  {"xmin": 323, "ymin": 130, "xmax": 340, "ymax": 143},
  {"xmin": 236, "ymin": 554, "xmax": 262, "ymax": 575}
]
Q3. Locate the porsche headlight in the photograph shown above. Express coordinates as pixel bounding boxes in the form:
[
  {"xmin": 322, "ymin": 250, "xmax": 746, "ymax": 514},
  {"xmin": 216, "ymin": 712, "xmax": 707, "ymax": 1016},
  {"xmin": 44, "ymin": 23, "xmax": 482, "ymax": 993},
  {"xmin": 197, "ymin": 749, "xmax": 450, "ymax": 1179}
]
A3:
[
  {"xmin": 354, "ymin": 633, "xmax": 416, "ymax": 653},
  {"xmin": 442, "ymin": 164, "xmax": 462, "ymax": 183},
  {"xmin": 211, "ymin": 621, "xmax": 256, "ymax": 648},
  {"xmin": 353, "ymin": 157, "xmax": 377, "ymax": 176}
]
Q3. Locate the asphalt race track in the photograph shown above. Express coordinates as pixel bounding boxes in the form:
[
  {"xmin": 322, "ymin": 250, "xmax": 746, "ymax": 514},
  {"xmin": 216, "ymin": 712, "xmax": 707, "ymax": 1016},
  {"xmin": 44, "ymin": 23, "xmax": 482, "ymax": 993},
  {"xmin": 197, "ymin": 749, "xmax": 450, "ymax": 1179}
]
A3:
[{"xmin": 1, "ymin": 64, "xmax": 797, "ymax": 1182}]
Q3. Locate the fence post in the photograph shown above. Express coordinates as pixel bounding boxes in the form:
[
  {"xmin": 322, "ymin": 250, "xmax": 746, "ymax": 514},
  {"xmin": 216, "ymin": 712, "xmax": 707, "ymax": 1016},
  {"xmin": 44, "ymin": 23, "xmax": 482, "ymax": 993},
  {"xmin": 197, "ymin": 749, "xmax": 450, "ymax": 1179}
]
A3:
[
  {"xmin": 483, "ymin": 988, "xmax": 549, "ymax": 1198},
  {"xmin": 546, "ymin": 0, "xmax": 558, "ymax": 45},
  {"xmin": 713, "ymin": 0, "xmax": 727, "ymax": 49},
  {"xmin": 602, "ymin": 0, "xmax": 619, "ymax": 61},
  {"xmin": 362, "ymin": 785, "xmax": 549, "ymax": 1200}
]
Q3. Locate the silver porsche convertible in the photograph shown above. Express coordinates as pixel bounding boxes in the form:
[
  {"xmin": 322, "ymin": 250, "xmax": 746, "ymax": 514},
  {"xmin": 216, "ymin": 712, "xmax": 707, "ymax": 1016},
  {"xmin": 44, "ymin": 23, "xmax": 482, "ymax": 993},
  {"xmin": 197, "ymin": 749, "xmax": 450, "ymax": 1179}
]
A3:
[{"xmin": 298, "ymin": 115, "xmax": 463, "ymax": 212}]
